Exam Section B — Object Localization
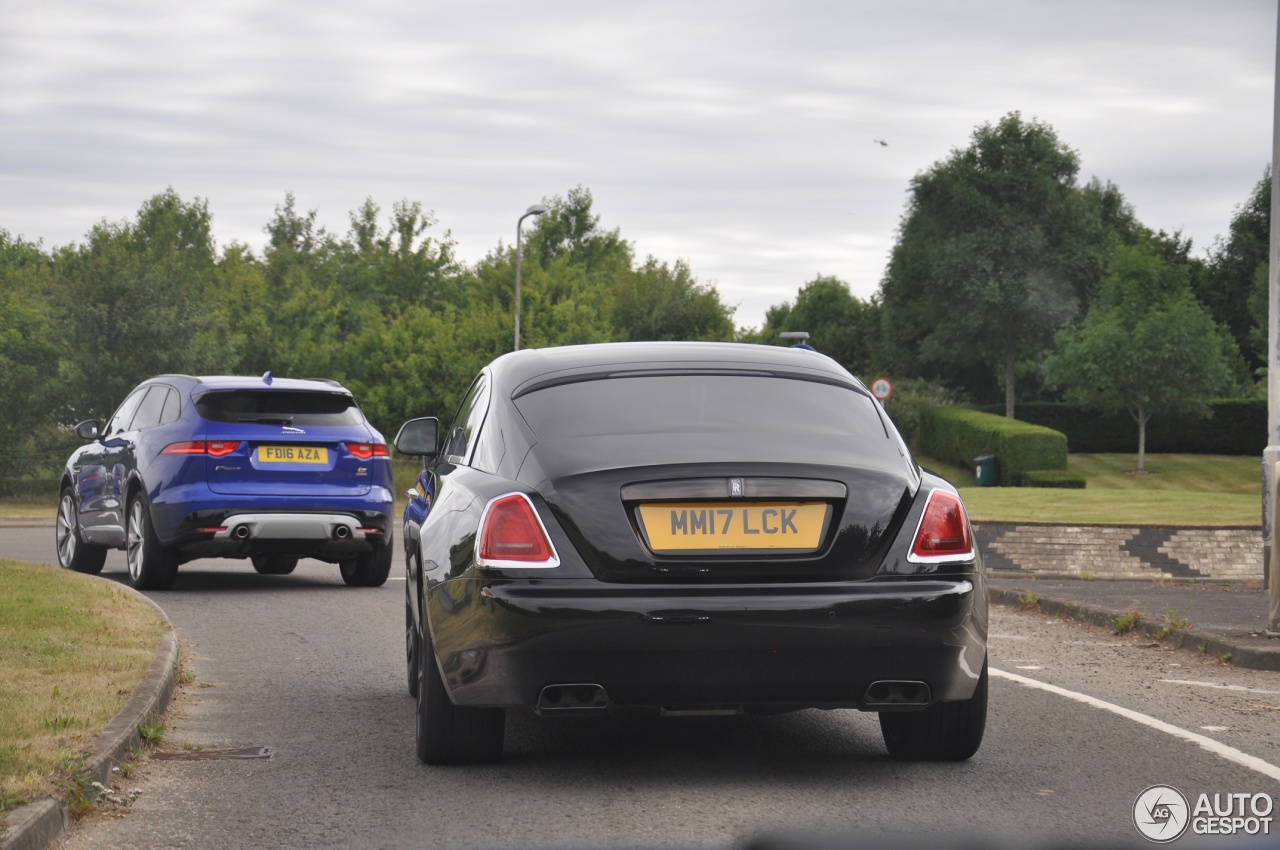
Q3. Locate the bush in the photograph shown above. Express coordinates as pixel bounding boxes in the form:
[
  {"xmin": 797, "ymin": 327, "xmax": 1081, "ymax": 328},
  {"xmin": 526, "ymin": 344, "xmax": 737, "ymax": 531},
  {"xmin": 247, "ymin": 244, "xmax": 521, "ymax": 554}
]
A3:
[
  {"xmin": 984, "ymin": 399, "xmax": 1264, "ymax": 455},
  {"xmin": 1020, "ymin": 469, "xmax": 1087, "ymax": 489},
  {"xmin": 917, "ymin": 407, "xmax": 1068, "ymax": 486},
  {"xmin": 880, "ymin": 378, "xmax": 962, "ymax": 449}
]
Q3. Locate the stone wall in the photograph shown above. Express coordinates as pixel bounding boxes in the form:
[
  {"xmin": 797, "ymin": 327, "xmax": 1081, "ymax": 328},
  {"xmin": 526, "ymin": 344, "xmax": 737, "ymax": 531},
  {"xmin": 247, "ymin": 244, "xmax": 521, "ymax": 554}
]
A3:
[{"xmin": 972, "ymin": 522, "xmax": 1262, "ymax": 582}]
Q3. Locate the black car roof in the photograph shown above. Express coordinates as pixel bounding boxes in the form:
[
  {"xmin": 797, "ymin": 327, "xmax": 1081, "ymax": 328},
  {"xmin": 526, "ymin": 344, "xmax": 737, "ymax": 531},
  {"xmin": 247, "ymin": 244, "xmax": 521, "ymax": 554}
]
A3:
[{"xmin": 489, "ymin": 342, "xmax": 866, "ymax": 400}]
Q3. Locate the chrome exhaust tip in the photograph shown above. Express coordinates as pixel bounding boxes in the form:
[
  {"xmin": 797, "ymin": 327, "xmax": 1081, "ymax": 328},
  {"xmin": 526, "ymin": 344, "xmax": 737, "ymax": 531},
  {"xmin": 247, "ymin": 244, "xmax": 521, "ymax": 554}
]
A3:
[{"xmin": 863, "ymin": 680, "xmax": 932, "ymax": 707}]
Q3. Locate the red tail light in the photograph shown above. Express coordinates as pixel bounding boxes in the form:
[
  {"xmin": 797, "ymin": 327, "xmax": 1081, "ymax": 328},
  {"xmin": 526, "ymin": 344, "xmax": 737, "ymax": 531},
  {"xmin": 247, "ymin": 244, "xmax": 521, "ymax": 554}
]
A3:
[
  {"xmin": 162, "ymin": 440, "xmax": 241, "ymax": 458},
  {"xmin": 908, "ymin": 490, "xmax": 974, "ymax": 563},
  {"xmin": 344, "ymin": 442, "xmax": 389, "ymax": 460},
  {"xmin": 476, "ymin": 493, "xmax": 560, "ymax": 568}
]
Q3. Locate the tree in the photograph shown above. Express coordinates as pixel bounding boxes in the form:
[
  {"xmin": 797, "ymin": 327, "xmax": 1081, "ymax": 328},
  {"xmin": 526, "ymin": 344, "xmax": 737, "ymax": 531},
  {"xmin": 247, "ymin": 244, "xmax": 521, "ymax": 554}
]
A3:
[
  {"xmin": 612, "ymin": 257, "xmax": 735, "ymax": 342},
  {"xmin": 1201, "ymin": 167, "xmax": 1270, "ymax": 372},
  {"xmin": 337, "ymin": 198, "xmax": 459, "ymax": 312},
  {"xmin": 526, "ymin": 186, "xmax": 631, "ymax": 279},
  {"xmin": 52, "ymin": 190, "xmax": 233, "ymax": 420},
  {"xmin": 0, "ymin": 231, "xmax": 63, "ymax": 480},
  {"xmin": 878, "ymin": 112, "xmax": 1112, "ymax": 417},
  {"xmin": 1046, "ymin": 237, "xmax": 1238, "ymax": 471},
  {"xmin": 754, "ymin": 275, "xmax": 879, "ymax": 376}
]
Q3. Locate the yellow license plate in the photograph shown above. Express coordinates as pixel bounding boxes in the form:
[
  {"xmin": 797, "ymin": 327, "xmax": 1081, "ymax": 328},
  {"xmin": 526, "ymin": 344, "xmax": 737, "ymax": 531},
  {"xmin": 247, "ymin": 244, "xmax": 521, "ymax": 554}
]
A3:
[
  {"xmin": 257, "ymin": 445, "xmax": 328, "ymax": 464},
  {"xmin": 637, "ymin": 502, "xmax": 829, "ymax": 552}
]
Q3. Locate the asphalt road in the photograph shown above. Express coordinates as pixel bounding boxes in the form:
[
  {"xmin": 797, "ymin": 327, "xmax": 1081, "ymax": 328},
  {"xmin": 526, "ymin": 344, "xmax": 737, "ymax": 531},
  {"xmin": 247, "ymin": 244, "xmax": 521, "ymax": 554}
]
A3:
[{"xmin": 4, "ymin": 525, "xmax": 1279, "ymax": 849}]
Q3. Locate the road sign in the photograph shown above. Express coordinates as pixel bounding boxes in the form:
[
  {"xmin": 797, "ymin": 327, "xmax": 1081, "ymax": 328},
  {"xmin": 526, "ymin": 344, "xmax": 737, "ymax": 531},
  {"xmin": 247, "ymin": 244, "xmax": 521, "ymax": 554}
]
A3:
[{"xmin": 870, "ymin": 377, "xmax": 893, "ymax": 401}]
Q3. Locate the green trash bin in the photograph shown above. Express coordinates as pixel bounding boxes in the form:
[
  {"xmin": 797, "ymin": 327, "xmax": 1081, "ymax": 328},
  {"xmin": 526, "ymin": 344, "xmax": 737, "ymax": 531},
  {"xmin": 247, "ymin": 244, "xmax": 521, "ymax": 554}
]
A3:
[{"xmin": 974, "ymin": 454, "xmax": 997, "ymax": 487}]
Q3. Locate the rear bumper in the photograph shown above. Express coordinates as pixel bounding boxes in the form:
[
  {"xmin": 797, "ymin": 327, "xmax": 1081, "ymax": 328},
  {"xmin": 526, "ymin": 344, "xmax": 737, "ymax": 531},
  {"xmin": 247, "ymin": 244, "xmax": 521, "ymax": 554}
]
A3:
[
  {"xmin": 170, "ymin": 507, "xmax": 390, "ymax": 562},
  {"xmin": 429, "ymin": 576, "xmax": 987, "ymax": 711}
]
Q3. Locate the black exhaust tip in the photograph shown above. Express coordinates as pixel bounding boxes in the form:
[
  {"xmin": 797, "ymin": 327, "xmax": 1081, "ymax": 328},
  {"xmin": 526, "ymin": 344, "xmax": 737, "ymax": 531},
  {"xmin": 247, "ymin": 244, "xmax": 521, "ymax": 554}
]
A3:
[{"xmin": 537, "ymin": 683, "xmax": 610, "ymax": 712}]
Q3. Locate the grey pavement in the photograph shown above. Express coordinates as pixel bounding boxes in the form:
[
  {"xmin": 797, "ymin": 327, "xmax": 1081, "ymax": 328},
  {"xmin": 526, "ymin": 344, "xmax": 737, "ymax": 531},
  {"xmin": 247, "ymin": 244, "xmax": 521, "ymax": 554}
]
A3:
[{"xmin": 988, "ymin": 574, "xmax": 1280, "ymax": 671}]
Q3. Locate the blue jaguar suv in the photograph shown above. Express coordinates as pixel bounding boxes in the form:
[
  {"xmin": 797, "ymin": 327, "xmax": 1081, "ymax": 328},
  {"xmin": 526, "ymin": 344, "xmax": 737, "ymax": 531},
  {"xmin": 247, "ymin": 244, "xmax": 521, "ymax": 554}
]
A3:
[{"xmin": 56, "ymin": 373, "xmax": 395, "ymax": 590}]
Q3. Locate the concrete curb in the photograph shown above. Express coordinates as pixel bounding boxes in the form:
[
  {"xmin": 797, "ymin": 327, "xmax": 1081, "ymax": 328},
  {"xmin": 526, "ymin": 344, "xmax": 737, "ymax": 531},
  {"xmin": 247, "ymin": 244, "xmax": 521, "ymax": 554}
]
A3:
[
  {"xmin": 989, "ymin": 587, "xmax": 1280, "ymax": 672},
  {"xmin": 0, "ymin": 584, "xmax": 178, "ymax": 850}
]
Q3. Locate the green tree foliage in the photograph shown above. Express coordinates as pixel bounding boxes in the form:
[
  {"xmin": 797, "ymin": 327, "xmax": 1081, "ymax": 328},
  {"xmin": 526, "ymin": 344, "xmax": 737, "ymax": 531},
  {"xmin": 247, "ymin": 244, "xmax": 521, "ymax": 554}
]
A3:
[
  {"xmin": 612, "ymin": 257, "xmax": 735, "ymax": 342},
  {"xmin": 753, "ymin": 275, "xmax": 878, "ymax": 376},
  {"xmin": 1201, "ymin": 167, "xmax": 1270, "ymax": 371},
  {"xmin": 878, "ymin": 113, "xmax": 1122, "ymax": 418},
  {"xmin": 0, "ymin": 185, "xmax": 736, "ymax": 483},
  {"xmin": 52, "ymin": 190, "xmax": 233, "ymax": 421},
  {"xmin": 0, "ymin": 232, "xmax": 63, "ymax": 480},
  {"xmin": 1046, "ymin": 237, "xmax": 1238, "ymax": 471}
]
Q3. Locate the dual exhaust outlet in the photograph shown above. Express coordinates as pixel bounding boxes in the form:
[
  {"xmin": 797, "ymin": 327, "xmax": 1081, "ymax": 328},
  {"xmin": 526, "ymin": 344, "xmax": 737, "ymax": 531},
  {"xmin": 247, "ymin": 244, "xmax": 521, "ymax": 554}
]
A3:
[
  {"xmin": 534, "ymin": 680, "xmax": 931, "ymax": 713},
  {"xmin": 229, "ymin": 523, "xmax": 352, "ymax": 541}
]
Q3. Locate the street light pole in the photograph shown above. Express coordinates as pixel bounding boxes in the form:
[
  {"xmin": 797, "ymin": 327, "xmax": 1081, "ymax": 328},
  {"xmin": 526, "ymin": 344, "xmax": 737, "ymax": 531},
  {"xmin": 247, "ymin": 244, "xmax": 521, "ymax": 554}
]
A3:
[
  {"xmin": 514, "ymin": 203, "xmax": 548, "ymax": 351},
  {"xmin": 1267, "ymin": 1, "xmax": 1280, "ymax": 633}
]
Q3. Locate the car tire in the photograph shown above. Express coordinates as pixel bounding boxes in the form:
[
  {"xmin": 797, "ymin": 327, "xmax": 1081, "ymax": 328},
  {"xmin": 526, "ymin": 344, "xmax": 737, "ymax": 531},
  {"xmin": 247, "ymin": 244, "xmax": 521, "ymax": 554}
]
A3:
[
  {"xmin": 55, "ymin": 487, "xmax": 107, "ymax": 575},
  {"xmin": 252, "ymin": 555, "xmax": 298, "ymax": 575},
  {"xmin": 340, "ymin": 541, "xmax": 393, "ymax": 587},
  {"xmin": 415, "ymin": 631, "xmax": 504, "ymax": 765},
  {"xmin": 879, "ymin": 655, "xmax": 987, "ymax": 761},
  {"xmin": 126, "ymin": 495, "xmax": 178, "ymax": 590},
  {"xmin": 406, "ymin": 595, "xmax": 420, "ymax": 698}
]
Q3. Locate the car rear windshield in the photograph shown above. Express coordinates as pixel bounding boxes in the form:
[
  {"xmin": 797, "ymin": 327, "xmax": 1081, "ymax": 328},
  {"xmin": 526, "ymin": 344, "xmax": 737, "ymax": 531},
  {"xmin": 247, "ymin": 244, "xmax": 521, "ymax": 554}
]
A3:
[
  {"xmin": 194, "ymin": 390, "xmax": 365, "ymax": 426},
  {"xmin": 514, "ymin": 374, "xmax": 890, "ymax": 442}
]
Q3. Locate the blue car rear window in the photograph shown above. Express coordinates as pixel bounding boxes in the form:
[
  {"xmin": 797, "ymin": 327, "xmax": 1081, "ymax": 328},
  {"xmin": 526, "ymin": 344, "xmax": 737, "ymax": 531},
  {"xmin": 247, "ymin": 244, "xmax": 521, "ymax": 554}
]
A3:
[{"xmin": 194, "ymin": 390, "xmax": 365, "ymax": 426}]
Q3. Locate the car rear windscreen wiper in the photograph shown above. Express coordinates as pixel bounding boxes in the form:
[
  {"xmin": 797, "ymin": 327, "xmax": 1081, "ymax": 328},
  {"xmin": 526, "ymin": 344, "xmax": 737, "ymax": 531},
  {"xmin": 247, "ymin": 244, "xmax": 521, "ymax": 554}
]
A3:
[{"xmin": 237, "ymin": 416, "xmax": 295, "ymax": 425}]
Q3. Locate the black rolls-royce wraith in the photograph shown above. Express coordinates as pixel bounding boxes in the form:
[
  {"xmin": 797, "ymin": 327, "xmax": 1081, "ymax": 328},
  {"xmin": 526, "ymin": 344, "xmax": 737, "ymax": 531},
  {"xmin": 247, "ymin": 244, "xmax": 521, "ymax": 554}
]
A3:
[{"xmin": 395, "ymin": 341, "xmax": 987, "ymax": 764}]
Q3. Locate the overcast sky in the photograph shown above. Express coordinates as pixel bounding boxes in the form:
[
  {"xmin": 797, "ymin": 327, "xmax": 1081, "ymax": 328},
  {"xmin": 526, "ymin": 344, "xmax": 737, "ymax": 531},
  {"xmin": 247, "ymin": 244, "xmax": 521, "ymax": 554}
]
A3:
[{"xmin": 1, "ymin": 1, "xmax": 1274, "ymax": 329}]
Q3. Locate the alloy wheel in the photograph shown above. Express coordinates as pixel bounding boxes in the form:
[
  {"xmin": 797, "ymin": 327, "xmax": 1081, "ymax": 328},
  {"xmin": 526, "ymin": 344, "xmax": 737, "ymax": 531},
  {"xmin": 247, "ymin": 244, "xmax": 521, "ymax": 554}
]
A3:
[
  {"xmin": 126, "ymin": 500, "xmax": 145, "ymax": 581},
  {"xmin": 56, "ymin": 493, "xmax": 77, "ymax": 567}
]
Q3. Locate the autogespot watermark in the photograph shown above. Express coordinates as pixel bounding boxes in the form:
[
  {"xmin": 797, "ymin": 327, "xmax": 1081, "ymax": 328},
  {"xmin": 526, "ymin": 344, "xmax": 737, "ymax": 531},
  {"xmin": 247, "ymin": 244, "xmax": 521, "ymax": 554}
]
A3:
[{"xmin": 1133, "ymin": 785, "xmax": 1274, "ymax": 842}]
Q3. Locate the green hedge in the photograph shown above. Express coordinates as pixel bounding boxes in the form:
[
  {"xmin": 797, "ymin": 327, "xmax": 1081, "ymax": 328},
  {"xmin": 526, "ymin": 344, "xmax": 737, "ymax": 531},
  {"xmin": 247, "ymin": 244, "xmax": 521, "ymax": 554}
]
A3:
[
  {"xmin": 983, "ymin": 399, "xmax": 1265, "ymax": 455},
  {"xmin": 918, "ymin": 407, "xmax": 1068, "ymax": 486}
]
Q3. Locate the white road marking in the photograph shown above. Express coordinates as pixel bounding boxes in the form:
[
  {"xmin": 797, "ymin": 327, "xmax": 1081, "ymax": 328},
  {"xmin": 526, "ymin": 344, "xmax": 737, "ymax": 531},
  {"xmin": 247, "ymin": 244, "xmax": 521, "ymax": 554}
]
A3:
[
  {"xmin": 1160, "ymin": 679, "xmax": 1280, "ymax": 696},
  {"xmin": 388, "ymin": 577, "xmax": 406, "ymax": 581},
  {"xmin": 1015, "ymin": 665, "xmax": 1042, "ymax": 670},
  {"xmin": 1202, "ymin": 726, "xmax": 1231, "ymax": 732},
  {"xmin": 992, "ymin": 667, "xmax": 1280, "ymax": 783}
]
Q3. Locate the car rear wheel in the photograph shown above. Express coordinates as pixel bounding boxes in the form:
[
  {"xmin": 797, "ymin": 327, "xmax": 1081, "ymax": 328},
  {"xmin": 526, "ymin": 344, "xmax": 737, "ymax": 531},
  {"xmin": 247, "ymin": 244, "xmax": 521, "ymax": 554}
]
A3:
[
  {"xmin": 340, "ymin": 541, "xmax": 392, "ymax": 587},
  {"xmin": 879, "ymin": 655, "xmax": 987, "ymax": 761},
  {"xmin": 56, "ymin": 488, "xmax": 107, "ymax": 575},
  {"xmin": 126, "ymin": 496, "xmax": 178, "ymax": 590},
  {"xmin": 406, "ymin": 595, "xmax": 420, "ymax": 698},
  {"xmin": 415, "ymin": 632, "xmax": 504, "ymax": 765},
  {"xmin": 251, "ymin": 555, "xmax": 298, "ymax": 575}
]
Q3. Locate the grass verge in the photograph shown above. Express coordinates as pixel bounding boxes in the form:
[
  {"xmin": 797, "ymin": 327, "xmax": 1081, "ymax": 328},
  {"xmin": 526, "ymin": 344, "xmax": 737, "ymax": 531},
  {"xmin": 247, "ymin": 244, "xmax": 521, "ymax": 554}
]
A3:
[
  {"xmin": 921, "ymin": 453, "xmax": 1259, "ymax": 526},
  {"xmin": 0, "ymin": 561, "xmax": 166, "ymax": 822},
  {"xmin": 0, "ymin": 499, "xmax": 59, "ymax": 519}
]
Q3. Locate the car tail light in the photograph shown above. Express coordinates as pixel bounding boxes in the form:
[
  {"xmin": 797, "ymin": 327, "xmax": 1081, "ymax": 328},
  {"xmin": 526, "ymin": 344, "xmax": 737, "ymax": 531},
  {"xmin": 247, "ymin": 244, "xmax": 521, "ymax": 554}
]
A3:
[
  {"xmin": 907, "ymin": 490, "xmax": 974, "ymax": 563},
  {"xmin": 344, "ymin": 442, "xmax": 389, "ymax": 460},
  {"xmin": 476, "ymin": 493, "xmax": 561, "ymax": 569},
  {"xmin": 162, "ymin": 440, "xmax": 241, "ymax": 458}
]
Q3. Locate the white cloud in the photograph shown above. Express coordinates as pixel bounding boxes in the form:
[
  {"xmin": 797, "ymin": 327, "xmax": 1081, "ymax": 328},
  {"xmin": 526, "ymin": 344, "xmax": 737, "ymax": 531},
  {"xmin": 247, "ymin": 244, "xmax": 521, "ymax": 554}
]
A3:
[{"xmin": 0, "ymin": 0, "xmax": 1273, "ymax": 327}]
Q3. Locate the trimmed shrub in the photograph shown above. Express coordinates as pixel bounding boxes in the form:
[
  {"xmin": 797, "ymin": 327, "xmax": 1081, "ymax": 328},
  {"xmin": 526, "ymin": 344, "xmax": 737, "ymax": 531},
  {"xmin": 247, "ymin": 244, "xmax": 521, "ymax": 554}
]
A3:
[
  {"xmin": 983, "ymin": 399, "xmax": 1265, "ymax": 455},
  {"xmin": 1020, "ymin": 469, "xmax": 1087, "ymax": 489},
  {"xmin": 918, "ymin": 407, "xmax": 1068, "ymax": 486}
]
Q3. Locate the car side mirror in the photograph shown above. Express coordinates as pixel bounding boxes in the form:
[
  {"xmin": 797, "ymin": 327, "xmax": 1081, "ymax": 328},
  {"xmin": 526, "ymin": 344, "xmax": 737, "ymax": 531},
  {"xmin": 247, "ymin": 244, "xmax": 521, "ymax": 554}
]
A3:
[
  {"xmin": 394, "ymin": 417, "xmax": 439, "ymax": 459},
  {"xmin": 75, "ymin": 420, "xmax": 102, "ymax": 441}
]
